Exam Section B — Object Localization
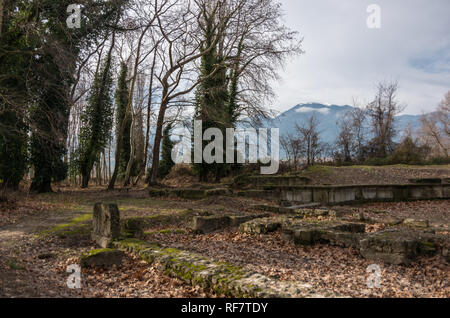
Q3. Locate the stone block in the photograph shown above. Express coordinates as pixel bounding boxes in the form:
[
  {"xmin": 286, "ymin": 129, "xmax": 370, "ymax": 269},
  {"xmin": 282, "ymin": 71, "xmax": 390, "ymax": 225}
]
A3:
[
  {"xmin": 192, "ymin": 215, "xmax": 231, "ymax": 234},
  {"xmin": 81, "ymin": 249, "xmax": 125, "ymax": 268},
  {"xmin": 403, "ymin": 218, "xmax": 429, "ymax": 229},
  {"xmin": 281, "ymin": 220, "xmax": 365, "ymax": 247},
  {"xmin": 240, "ymin": 218, "xmax": 282, "ymax": 235},
  {"xmin": 92, "ymin": 203, "xmax": 121, "ymax": 248},
  {"xmin": 359, "ymin": 229, "xmax": 419, "ymax": 265},
  {"xmin": 228, "ymin": 214, "xmax": 268, "ymax": 228}
]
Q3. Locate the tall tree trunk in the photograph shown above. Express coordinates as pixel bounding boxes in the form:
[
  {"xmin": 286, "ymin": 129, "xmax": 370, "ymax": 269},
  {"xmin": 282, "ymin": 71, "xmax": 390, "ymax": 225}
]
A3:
[
  {"xmin": 123, "ymin": 110, "xmax": 136, "ymax": 186},
  {"xmin": 149, "ymin": 96, "xmax": 169, "ymax": 185},
  {"xmin": 134, "ymin": 50, "xmax": 157, "ymax": 185},
  {"xmin": 110, "ymin": 24, "xmax": 151, "ymax": 190},
  {"xmin": 81, "ymin": 30, "xmax": 115, "ymax": 189}
]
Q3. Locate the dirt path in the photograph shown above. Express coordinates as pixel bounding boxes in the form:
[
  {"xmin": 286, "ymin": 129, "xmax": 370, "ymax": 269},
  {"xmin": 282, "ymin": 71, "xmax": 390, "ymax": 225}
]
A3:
[
  {"xmin": 0, "ymin": 209, "xmax": 83, "ymax": 297},
  {"xmin": 0, "ymin": 207, "xmax": 212, "ymax": 298}
]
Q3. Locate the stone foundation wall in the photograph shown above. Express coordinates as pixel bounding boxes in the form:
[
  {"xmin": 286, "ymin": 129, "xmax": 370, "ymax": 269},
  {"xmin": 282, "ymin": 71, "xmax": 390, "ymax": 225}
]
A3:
[
  {"xmin": 257, "ymin": 184, "xmax": 450, "ymax": 205},
  {"xmin": 113, "ymin": 239, "xmax": 337, "ymax": 298}
]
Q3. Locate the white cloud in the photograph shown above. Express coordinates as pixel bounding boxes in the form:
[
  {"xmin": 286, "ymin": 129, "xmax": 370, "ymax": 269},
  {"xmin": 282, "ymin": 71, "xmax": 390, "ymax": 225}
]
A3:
[
  {"xmin": 273, "ymin": 0, "xmax": 450, "ymax": 115},
  {"xmin": 296, "ymin": 107, "xmax": 330, "ymax": 115}
]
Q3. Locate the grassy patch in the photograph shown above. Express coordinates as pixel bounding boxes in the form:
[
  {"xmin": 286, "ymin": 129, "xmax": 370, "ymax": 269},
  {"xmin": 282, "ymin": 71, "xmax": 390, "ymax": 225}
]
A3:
[
  {"xmin": 145, "ymin": 228, "xmax": 187, "ymax": 236},
  {"xmin": 303, "ymin": 165, "xmax": 333, "ymax": 175},
  {"xmin": 37, "ymin": 213, "xmax": 93, "ymax": 238}
]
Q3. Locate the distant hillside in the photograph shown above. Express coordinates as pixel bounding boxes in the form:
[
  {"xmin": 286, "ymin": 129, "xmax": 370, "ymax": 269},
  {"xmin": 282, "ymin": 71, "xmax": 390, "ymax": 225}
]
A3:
[{"xmin": 262, "ymin": 102, "xmax": 422, "ymax": 145}]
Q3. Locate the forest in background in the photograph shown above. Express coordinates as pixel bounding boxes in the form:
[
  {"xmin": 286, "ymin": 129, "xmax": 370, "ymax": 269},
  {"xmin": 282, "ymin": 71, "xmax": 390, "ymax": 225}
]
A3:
[{"xmin": 0, "ymin": 0, "xmax": 448, "ymax": 193}]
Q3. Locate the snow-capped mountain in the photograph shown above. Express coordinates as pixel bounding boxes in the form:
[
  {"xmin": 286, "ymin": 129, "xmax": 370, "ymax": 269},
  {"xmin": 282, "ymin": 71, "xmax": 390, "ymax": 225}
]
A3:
[{"xmin": 263, "ymin": 102, "xmax": 422, "ymax": 144}]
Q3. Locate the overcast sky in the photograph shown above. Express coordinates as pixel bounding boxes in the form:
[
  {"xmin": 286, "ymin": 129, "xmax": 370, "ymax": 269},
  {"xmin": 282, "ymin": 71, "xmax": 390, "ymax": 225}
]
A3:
[{"xmin": 272, "ymin": 0, "xmax": 450, "ymax": 115}]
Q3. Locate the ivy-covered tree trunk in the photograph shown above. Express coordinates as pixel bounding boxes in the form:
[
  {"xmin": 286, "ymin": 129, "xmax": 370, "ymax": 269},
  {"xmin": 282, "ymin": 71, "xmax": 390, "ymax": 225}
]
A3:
[
  {"xmin": 29, "ymin": 58, "xmax": 70, "ymax": 193},
  {"xmin": 78, "ymin": 36, "xmax": 115, "ymax": 189},
  {"xmin": 158, "ymin": 124, "xmax": 175, "ymax": 179},
  {"xmin": 149, "ymin": 96, "xmax": 169, "ymax": 185},
  {"xmin": 114, "ymin": 62, "xmax": 132, "ymax": 180},
  {"xmin": 0, "ymin": 0, "xmax": 29, "ymax": 190},
  {"xmin": 192, "ymin": 11, "xmax": 229, "ymax": 183}
]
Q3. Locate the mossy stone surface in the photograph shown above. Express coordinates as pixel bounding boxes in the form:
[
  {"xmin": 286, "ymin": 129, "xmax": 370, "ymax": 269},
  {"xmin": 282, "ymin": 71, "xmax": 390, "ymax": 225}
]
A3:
[
  {"xmin": 81, "ymin": 249, "xmax": 125, "ymax": 268},
  {"xmin": 112, "ymin": 239, "xmax": 336, "ymax": 298}
]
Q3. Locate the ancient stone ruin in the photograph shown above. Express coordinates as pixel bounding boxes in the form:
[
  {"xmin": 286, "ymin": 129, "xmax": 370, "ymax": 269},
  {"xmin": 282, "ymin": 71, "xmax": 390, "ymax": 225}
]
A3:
[{"xmin": 91, "ymin": 203, "xmax": 121, "ymax": 248}]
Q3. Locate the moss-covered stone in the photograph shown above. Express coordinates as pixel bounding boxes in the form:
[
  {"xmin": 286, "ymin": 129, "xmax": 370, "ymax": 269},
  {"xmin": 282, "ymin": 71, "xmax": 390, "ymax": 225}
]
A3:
[
  {"xmin": 92, "ymin": 203, "xmax": 121, "ymax": 248},
  {"xmin": 359, "ymin": 228, "xmax": 442, "ymax": 265},
  {"xmin": 193, "ymin": 214, "xmax": 268, "ymax": 234},
  {"xmin": 281, "ymin": 220, "xmax": 365, "ymax": 248},
  {"xmin": 81, "ymin": 249, "xmax": 125, "ymax": 268},
  {"xmin": 240, "ymin": 218, "xmax": 283, "ymax": 235},
  {"xmin": 112, "ymin": 239, "xmax": 337, "ymax": 298}
]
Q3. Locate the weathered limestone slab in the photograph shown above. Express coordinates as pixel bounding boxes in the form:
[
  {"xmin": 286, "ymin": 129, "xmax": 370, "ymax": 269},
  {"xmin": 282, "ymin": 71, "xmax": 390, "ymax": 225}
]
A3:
[
  {"xmin": 228, "ymin": 215, "xmax": 269, "ymax": 227},
  {"xmin": 402, "ymin": 218, "xmax": 430, "ymax": 229},
  {"xmin": 294, "ymin": 209, "xmax": 329, "ymax": 218},
  {"xmin": 359, "ymin": 228, "xmax": 440, "ymax": 265},
  {"xmin": 193, "ymin": 214, "xmax": 269, "ymax": 234},
  {"xmin": 330, "ymin": 188, "xmax": 357, "ymax": 203},
  {"xmin": 284, "ymin": 189, "xmax": 313, "ymax": 203},
  {"xmin": 192, "ymin": 215, "xmax": 231, "ymax": 234},
  {"xmin": 113, "ymin": 239, "xmax": 336, "ymax": 298},
  {"xmin": 263, "ymin": 184, "xmax": 450, "ymax": 205},
  {"xmin": 240, "ymin": 217, "xmax": 284, "ymax": 235},
  {"xmin": 121, "ymin": 217, "xmax": 147, "ymax": 238},
  {"xmin": 359, "ymin": 229, "xmax": 419, "ymax": 265},
  {"xmin": 281, "ymin": 220, "xmax": 365, "ymax": 248},
  {"xmin": 81, "ymin": 249, "xmax": 125, "ymax": 268},
  {"xmin": 122, "ymin": 210, "xmax": 201, "ymax": 237},
  {"xmin": 92, "ymin": 203, "xmax": 121, "ymax": 248}
]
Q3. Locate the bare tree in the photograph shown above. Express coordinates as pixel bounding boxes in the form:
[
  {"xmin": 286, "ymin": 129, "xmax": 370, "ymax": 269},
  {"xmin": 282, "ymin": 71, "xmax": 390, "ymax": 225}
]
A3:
[
  {"xmin": 366, "ymin": 81, "xmax": 405, "ymax": 158},
  {"xmin": 335, "ymin": 111, "xmax": 355, "ymax": 163},
  {"xmin": 420, "ymin": 91, "xmax": 450, "ymax": 157},
  {"xmin": 296, "ymin": 115, "xmax": 323, "ymax": 166},
  {"xmin": 109, "ymin": 0, "xmax": 163, "ymax": 190},
  {"xmin": 148, "ymin": 0, "xmax": 242, "ymax": 185},
  {"xmin": 350, "ymin": 103, "xmax": 368, "ymax": 162},
  {"xmin": 221, "ymin": 0, "xmax": 304, "ymax": 124},
  {"xmin": 280, "ymin": 133, "xmax": 303, "ymax": 171},
  {"xmin": 136, "ymin": 49, "xmax": 158, "ymax": 184}
]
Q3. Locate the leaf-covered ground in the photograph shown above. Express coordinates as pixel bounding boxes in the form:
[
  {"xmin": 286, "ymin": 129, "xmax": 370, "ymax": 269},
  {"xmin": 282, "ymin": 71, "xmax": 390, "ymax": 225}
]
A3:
[
  {"xmin": 148, "ymin": 230, "xmax": 449, "ymax": 298},
  {"xmin": 0, "ymin": 188, "xmax": 448, "ymax": 298},
  {"xmin": 143, "ymin": 200, "xmax": 449, "ymax": 298},
  {"xmin": 300, "ymin": 164, "xmax": 450, "ymax": 186},
  {"xmin": 0, "ymin": 219, "xmax": 213, "ymax": 298}
]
